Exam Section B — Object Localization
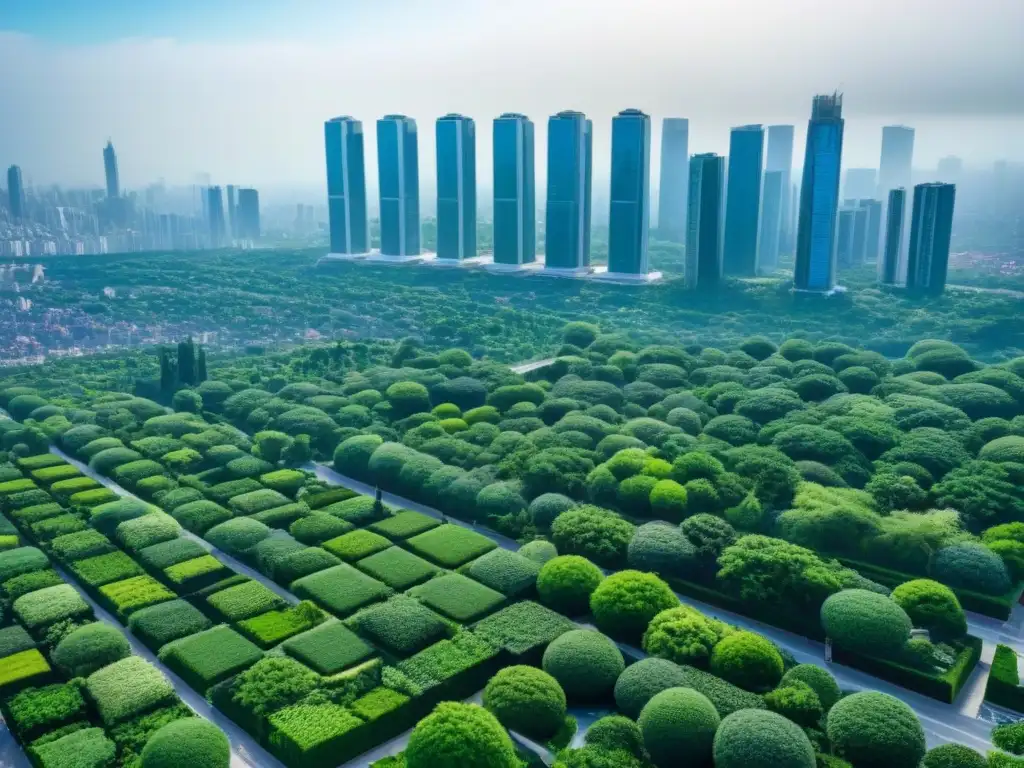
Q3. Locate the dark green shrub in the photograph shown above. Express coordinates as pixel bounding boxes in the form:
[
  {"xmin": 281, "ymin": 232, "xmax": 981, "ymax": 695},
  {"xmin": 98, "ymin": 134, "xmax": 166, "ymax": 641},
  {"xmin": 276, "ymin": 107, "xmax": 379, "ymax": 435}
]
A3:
[
  {"xmin": 129, "ymin": 600, "xmax": 213, "ymax": 651},
  {"xmin": 638, "ymin": 687, "xmax": 720, "ymax": 768},
  {"xmin": 820, "ymin": 589, "xmax": 912, "ymax": 657},
  {"xmin": 826, "ymin": 691, "xmax": 926, "ymax": 768},
  {"xmin": 551, "ymin": 505, "xmax": 635, "ymax": 569},
  {"xmin": 612, "ymin": 657, "xmax": 690, "ymax": 718},
  {"xmin": 921, "ymin": 744, "xmax": 987, "ymax": 768},
  {"xmin": 405, "ymin": 701, "xmax": 519, "ymax": 768},
  {"xmin": 709, "ymin": 630, "xmax": 784, "ymax": 692},
  {"xmin": 467, "ymin": 548, "xmax": 541, "ymax": 597},
  {"xmin": 764, "ymin": 680, "xmax": 824, "ymax": 727},
  {"xmin": 140, "ymin": 718, "xmax": 230, "ymax": 768},
  {"xmin": 931, "ymin": 543, "xmax": 1012, "ymax": 596},
  {"xmin": 627, "ymin": 522, "xmax": 697, "ymax": 576},
  {"xmin": 519, "ymin": 540, "xmax": 558, "ymax": 564},
  {"xmin": 780, "ymin": 664, "xmax": 841, "ymax": 711},
  {"xmin": 537, "ymin": 555, "xmax": 604, "ymax": 615},
  {"xmin": 642, "ymin": 606, "xmax": 730, "ymax": 668},
  {"xmin": 205, "ymin": 517, "xmax": 272, "ymax": 555},
  {"xmin": 29, "ymin": 728, "xmax": 117, "ymax": 768},
  {"xmin": 289, "ymin": 513, "xmax": 352, "ymax": 545},
  {"xmin": 528, "ymin": 493, "xmax": 577, "ymax": 528},
  {"xmin": 584, "ymin": 715, "xmax": 644, "ymax": 757},
  {"xmin": 542, "ymin": 629, "xmax": 625, "ymax": 702},
  {"xmin": 590, "ymin": 570, "xmax": 677, "ymax": 641},
  {"xmin": 891, "ymin": 579, "xmax": 967, "ymax": 639},
  {"xmin": 483, "ymin": 665, "xmax": 567, "ymax": 740},
  {"xmin": 712, "ymin": 709, "xmax": 816, "ymax": 768},
  {"xmin": 993, "ymin": 723, "xmax": 1024, "ymax": 755}
]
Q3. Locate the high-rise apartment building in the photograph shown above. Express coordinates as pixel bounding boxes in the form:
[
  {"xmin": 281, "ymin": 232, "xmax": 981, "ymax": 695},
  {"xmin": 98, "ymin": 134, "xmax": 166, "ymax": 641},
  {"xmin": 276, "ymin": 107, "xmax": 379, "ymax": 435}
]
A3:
[
  {"xmin": 325, "ymin": 116, "xmax": 370, "ymax": 255},
  {"xmin": 545, "ymin": 110, "xmax": 593, "ymax": 271},
  {"xmin": 723, "ymin": 124, "xmax": 765, "ymax": 276},
  {"xmin": 206, "ymin": 186, "xmax": 226, "ymax": 248},
  {"xmin": 835, "ymin": 207, "xmax": 858, "ymax": 269},
  {"xmin": 878, "ymin": 126, "xmax": 914, "ymax": 199},
  {"xmin": 435, "ymin": 114, "xmax": 477, "ymax": 261},
  {"xmin": 226, "ymin": 184, "xmax": 237, "ymax": 240},
  {"xmin": 859, "ymin": 198, "xmax": 883, "ymax": 262},
  {"xmin": 103, "ymin": 141, "xmax": 120, "ymax": 199},
  {"xmin": 843, "ymin": 168, "xmax": 877, "ymax": 201},
  {"xmin": 758, "ymin": 170, "xmax": 784, "ymax": 271},
  {"xmin": 657, "ymin": 118, "xmax": 689, "ymax": 242},
  {"xmin": 236, "ymin": 188, "xmax": 260, "ymax": 240},
  {"xmin": 765, "ymin": 125, "xmax": 794, "ymax": 254},
  {"xmin": 685, "ymin": 153, "xmax": 725, "ymax": 288},
  {"xmin": 492, "ymin": 113, "xmax": 536, "ymax": 266},
  {"xmin": 608, "ymin": 109, "xmax": 652, "ymax": 275},
  {"xmin": 880, "ymin": 187, "xmax": 906, "ymax": 284},
  {"xmin": 377, "ymin": 115, "xmax": 421, "ymax": 257},
  {"xmin": 795, "ymin": 93, "xmax": 844, "ymax": 292},
  {"xmin": 6, "ymin": 165, "xmax": 24, "ymax": 220},
  {"xmin": 906, "ymin": 182, "xmax": 956, "ymax": 295}
]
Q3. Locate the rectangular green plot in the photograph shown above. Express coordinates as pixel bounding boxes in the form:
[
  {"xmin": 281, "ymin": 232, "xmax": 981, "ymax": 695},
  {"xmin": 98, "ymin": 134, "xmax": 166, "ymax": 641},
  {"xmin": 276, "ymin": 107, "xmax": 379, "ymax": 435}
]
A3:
[
  {"xmin": 408, "ymin": 573, "xmax": 505, "ymax": 623},
  {"xmin": 355, "ymin": 547, "xmax": 438, "ymax": 590},
  {"xmin": 281, "ymin": 620, "xmax": 375, "ymax": 675},
  {"xmin": 292, "ymin": 564, "xmax": 392, "ymax": 617},
  {"xmin": 405, "ymin": 525, "xmax": 497, "ymax": 568}
]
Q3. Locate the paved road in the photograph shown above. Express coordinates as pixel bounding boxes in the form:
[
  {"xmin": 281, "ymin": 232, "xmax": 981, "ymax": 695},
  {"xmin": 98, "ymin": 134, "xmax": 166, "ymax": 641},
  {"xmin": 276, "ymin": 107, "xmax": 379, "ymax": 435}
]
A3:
[{"xmin": 510, "ymin": 358, "xmax": 556, "ymax": 375}]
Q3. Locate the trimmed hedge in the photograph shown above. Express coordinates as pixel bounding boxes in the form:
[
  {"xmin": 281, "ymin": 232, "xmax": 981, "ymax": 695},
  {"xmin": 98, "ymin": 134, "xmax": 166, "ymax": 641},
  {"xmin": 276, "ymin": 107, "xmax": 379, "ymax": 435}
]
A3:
[
  {"xmin": 138, "ymin": 538, "xmax": 207, "ymax": 571},
  {"xmin": 483, "ymin": 665, "xmax": 567, "ymax": 741},
  {"xmin": 406, "ymin": 525, "xmax": 497, "ymax": 568},
  {"xmin": 590, "ymin": 570, "xmax": 678, "ymax": 642},
  {"xmin": 5, "ymin": 680, "xmax": 89, "ymax": 742},
  {"xmin": 98, "ymin": 575, "xmax": 176, "ymax": 620},
  {"xmin": 52, "ymin": 623, "xmax": 131, "ymax": 677},
  {"xmin": 116, "ymin": 513, "xmax": 181, "ymax": 552},
  {"xmin": 267, "ymin": 701, "xmax": 365, "ymax": 768},
  {"xmin": 206, "ymin": 580, "xmax": 285, "ymax": 622},
  {"xmin": 0, "ymin": 649, "xmax": 52, "ymax": 694},
  {"xmin": 3, "ymin": 569, "xmax": 62, "ymax": 600},
  {"xmin": 206, "ymin": 478, "xmax": 263, "ymax": 504},
  {"xmin": 820, "ymin": 589, "xmax": 912, "ymax": 656},
  {"xmin": 986, "ymin": 644, "xmax": 1024, "ymax": 712},
  {"xmin": 31, "ymin": 464, "xmax": 82, "ymax": 486},
  {"xmin": 158, "ymin": 625, "xmax": 263, "ymax": 693},
  {"xmin": 712, "ymin": 709, "xmax": 816, "ymax": 768},
  {"xmin": 322, "ymin": 529, "xmax": 393, "ymax": 562},
  {"xmin": 71, "ymin": 551, "xmax": 144, "ymax": 587},
  {"xmin": 273, "ymin": 547, "xmax": 342, "ymax": 586},
  {"xmin": 70, "ymin": 488, "xmax": 119, "ymax": 508},
  {"xmin": 86, "ymin": 656, "xmax": 177, "ymax": 726},
  {"xmin": 170, "ymin": 501, "xmax": 232, "ymax": 536},
  {"xmin": 237, "ymin": 601, "xmax": 326, "ymax": 648},
  {"xmin": 228, "ymin": 489, "xmax": 291, "ymax": 516},
  {"xmin": 51, "ymin": 530, "xmax": 115, "ymax": 562},
  {"xmin": 90, "ymin": 500, "xmax": 154, "ymax": 538},
  {"xmin": 164, "ymin": 555, "xmax": 229, "ymax": 591},
  {"xmin": 356, "ymin": 547, "xmax": 438, "ymax": 590},
  {"xmin": 31, "ymin": 514, "xmax": 87, "ymax": 542},
  {"xmin": 13, "ymin": 584, "xmax": 92, "ymax": 630},
  {"xmin": 826, "ymin": 691, "xmax": 926, "ymax": 768},
  {"xmin": 346, "ymin": 596, "xmax": 451, "ymax": 657},
  {"xmin": 9, "ymin": 502, "xmax": 63, "ymax": 526},
  {"xmin": 0, "ymin": 625, "xmax": 36, "ymax": 658},
  {"xmin": 369, "ymin": 510, "xmax": 440, "ymax": 541},
  {"xmin": 250, "ymin": 503, "xmax": 310, "ymax": 531},
  {"xmin": 466, "ymin": 548, "xmax": 540, "ymax": 597},
  {"xmin": 639, "ymin": 687, "xmax": 720, "ymax": 768},
  {"xmin": 205, "ymin": 517, "xmax": 272, "ymax": 554},
  {"xmin": 409, "ymin": 573, "xmax": 505, "ymax": 623},
  {"xmin": 293, "ymin": 564, "xmax": 393, "ymax": 617},
  {"xmin": 536, "ymin": 555, "xmax": 604, "ymax": 616},
  {"xmin": 471, "ymin": 600, "xmax": 576, "ymax": 659},
  {"xmin": 289, "ymin": 513, "xmax": 353, "ymax": 546},
  {"xmin": 139, "ymin": 718, "xmax": 230, "ymax": 768},
  {"xmin": 0, "ymin": 546, "xmax": 49, "ymax": 582},
  {"xmin": 404, "ymin": 701, "xmax": 518, "ymax": 768},
  {"xmin": 541, "ymin": 629, "xmax": 624, "ymax": 702},
  {"xmin": 112, "ymin": 460, "xmax": 166, "ymax": 488},
  {"xmin": 129, "ymin": 599, "xmax": 214, "ymax": 652},
  {"xmin": 282, "ymin": 620, "xmax": 375, "ymax": 675},
  {"xmin": 29, "ymin": 727, "xmax": 116, "ymax": 768}
]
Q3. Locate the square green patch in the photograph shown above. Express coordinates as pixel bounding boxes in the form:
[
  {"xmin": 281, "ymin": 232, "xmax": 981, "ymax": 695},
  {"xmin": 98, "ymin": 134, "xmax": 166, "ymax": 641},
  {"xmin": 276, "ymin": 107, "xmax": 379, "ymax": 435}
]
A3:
[
  {"xmin": 292, "ymin": 564, "xmax": 392, "ymax": 617},
  {"xmin": 408, "ymin": 573, "xmax": 505, "ymax": 623},
  {"xmin": 0, "ymin": 649, "xmax": 51, "ymax": 694},
  {"xmin": 355, "ymin": 547, "xmax": 438, "ymax": 590},
  {"xmin": 405, "ymin": 524, "xmax": 497, "ymax": 568},
  {"xmin": 368, "ymin": 510, "xmax": 440, "ymax": 541},
  {"xmin": 206, "ymin": 580, "xmax": 286, "ymax": 622},
  {"xmin": 158, "ymin": 625, "xmax": 263, "ymax": 693},
  {"xmin": 471, "ymin": 600, "xmax": 577, "ymax": 656},
  {"xmin": 86, "ymin": 656, "xmax": 176, "ymax": 725},
  {"xmin": 322, "ymin": 529, "xmax": 392, "ymax": 562},
  {"xmin": 98, "ymin": 575, "xmax": 175, "ymax": 620},
  {"xmin": 281, "ymin": 620, "xmax": 375, "ymax": 675},
  {"xmin": 71, "ymin": 551, "xmax": 144, "ymax": 587},
  {"xmin": 236, "ymin": 602, "xmax": 326, "ymax": 649},
  {"xmin": 345, "ymin": 596, "xmax": 451, "ymax": 657},
  {"xmin": 465, "ymin": 548, "xmax": 541, "ymax": 597},
  {"xmin": 163, "ymin": 555, "xmax": 229, "ymax": 591},
  {"xmin": 128, "ymin": 599, "xmax": 213, "ymax": 652}
]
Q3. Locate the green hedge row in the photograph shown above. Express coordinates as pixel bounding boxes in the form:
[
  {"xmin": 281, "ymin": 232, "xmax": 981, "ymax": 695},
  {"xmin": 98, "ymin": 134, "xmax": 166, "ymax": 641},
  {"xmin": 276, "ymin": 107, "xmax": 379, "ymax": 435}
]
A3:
[{"xmin": 986, "ymin": 644, "xmax": 1024, "ymax": 713}]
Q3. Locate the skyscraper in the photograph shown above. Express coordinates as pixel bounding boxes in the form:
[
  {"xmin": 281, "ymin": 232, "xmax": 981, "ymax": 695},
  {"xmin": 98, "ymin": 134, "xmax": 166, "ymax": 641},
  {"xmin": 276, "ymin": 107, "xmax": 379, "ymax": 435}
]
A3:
[
  {"xmin": 207, "ymin": 186, "xmax": 226, "ymax": 248},
  {"xmin": 608, "ymin": 109, "xmax": 652, "ymax": 275},
  {"xmin": 103, "ymin": 141, "xmax": 120, "ymax": 199},
  {"xmin": 436, "ymin": 114, "xmax": 477, "ymax": 261},
  {"xmin": 493, "ymin": 113, "xmax": 536, "ymax": 267},
  {"xmin": 906, "ymin": 182, "xmax": 956, "ymax": 295},
  {"xmin": 545, "ymin": 110, "xmax": 592, "ymax": 271},
  {"xmin": 859, "ymin": 199, "xmax": 883, "ymax": 262},
  {"xmin": 843, "ymin": 168, "xmax": 877, "ymax": 201},
  {"xmin": 236, "ymin": 188, "xmax": 260, "ymax": 240},
  {"xmin": 877, "ymin": 126, "xmax": 914, "ymax": 199},
  {"xmin": 657, "ymin": 118, "xmax": 689, "ymax": 242},
  {"xmin": 880, "ymin": 187, "xmax": 906, "ymax": 284},
  {"xmin": 764, "ymin": 125, "xmax": 794, "ymax": 254},
  {"xmin": 795, "ymin": 93, "xmax": 844, "ymax": 292},
  {"xmin": 723, "ymin": 124, "xmax": 765, "ymax": 276},
  {"xmin": 6, "ymin": 165, "xmax": 24, "ymax": 221},
  {"xmin": 325, "ymin": 116, "xmax": 370, "ymax": 255},
  {"xmin": 226, "ymin": 184, "xmax": 237, "ymax": 240},
  {"xmin": 835, "ymin": 207, "xmax": 858, "ymax": 269},
  {"xmin": 758, "ymin": 170, "xmax": 783, "ymax": 271},
  {"xmin": 685, "ymin": 153, "xmax": 725, "ymax": 288},
  {"xmin": 377, "ymin": 115, "xmax": 421, "ymax": 257}
]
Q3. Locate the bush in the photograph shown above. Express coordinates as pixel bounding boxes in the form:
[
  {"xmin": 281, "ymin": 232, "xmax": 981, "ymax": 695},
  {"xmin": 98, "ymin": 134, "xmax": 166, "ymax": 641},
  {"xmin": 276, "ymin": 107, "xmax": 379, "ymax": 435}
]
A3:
[
  {"xmin": 324, "ymin": 495, "xmax": 388, "ymax": 526},
  {"xmin": 50, "ymin": 531, "xmax": 115, "ymax": 562},
  {"xmin": 611, "ymin": 657, "xmax": 689, "ymax": 718},
  {"xmin": 639, "ymin": 687, "xmax": 720, "ymax": 768},
  {"xmin": 408, "ymin": 573, "xmax": 505, "ymax": 623},
  {"xmin": 207, "ymin": 580, "xmax": 284, "ymax": 621},
  {"xmin": 541, "ymin": 629, "xmax": 624, "ymax": 702},
  {"xmin": 98, "ymin": 575, "xmax": 176, "ymax": 620},
  {"xmin": 14, "ymin": 584, "xmax": 92, "ymax": 630},
  {"xmin": 0, "ymin": 546, "xmax": 49, "ymax": 582},
  {"xmin": 551, "ymin": 505, "xmax": 635, "ymax": 569},
  {"xmin": 282, "ymin": 620, "xmax": 375, "ymax": 674},
  {"xmin": 472, "ymin": 600, "xmax": 575, "ymax": 657},
  {"xmin": 979, "ymin": 436, "xmax": 1024, "ymax": 464},
  {"xmin": 589, "ymin": 569, "xmax": 678, "ymax": 641},
  {"xmin": 6, "ymin": 680, "xmax": 88, "ymax": 743},
  {"xmin": 89, "ymin": 447, "xmax": 144, "ymax": 475},
  {"xmin": 165, "ymin": 555, "xmax": 229, "ymax": 590},
  {"xmin": 712, "ymin": 709, "xmax": 816, "ymax": 768},
  {"xmin": 116, "ymin": 512, "xmax": 181, "ymax": 552},
  {"xmin": 140, "ymin": 717, "xmax": 230, "ymax": 768},
  {"xmin": 322, "ymin": 529, "xmax": 393, "ymax": 562},
  {"xmin": 483, "ymin": 665, "xmax": 567, "ymax": 740},
  {"xmin": 709, "ymin": 631, "xmax": 784, "ymax": 692},
  {"xmin": 170, "ymin": 500, "xmax": 232, "ymax": 535},
  {"xmin": 537, "ymin": 555, "xmax": 604, "ymax": 615},
  {"xmin": 273, "ymin": 547, "xmax": 341, "ymax": 585},
  {"xmin": 519, "ymin": 540, "xmax": 559, "ymax": 564},
  {"xmin": 292, "ymin": 564, "xmax": 392, "ymax": 617},
  {"xmin": 159, "ymin": 625, "xmax": 263, "ymax": 693},
  {"xmin": 528, "ymin": 493, "xmax": 577, "ymax": 529},
  {"xmin": 206, "ymin": 478, "xmax": 262, "ymax": 504},
  {"xmin": 781, "ymin": 664, "xmax": 842, "ymax": 711},
  {"xmin": 826, "ymin": 691, "xmax": 926, "ymax": 768},
  {"xmin": 32, "ymin": 513, "xmax": 87, "ymax": 542},
  {"xmin": 921, "ymin": 744, "xmax": 987, "ymax": 768},
  {"xmin": 70, "ymin": 488, "xmax": 119, "ymax": 508},
  {"xmin": 0, "ymin": 648, "xmax": 51, "ymax": 693},
  {"xmin": 86, "ymin": 656, "xmax": 176, "ymax": 726},
  {"xmin": 764, "ymin": 680, "xmax": 823, "ymax": 727},
  {"xmin": 994, "ymin": 723, "xmax": 1024, "ymax": 755},
  {"xmin": 820, "ymin": 589, "xmax": 912, "ymax": 657},
  {"xmin": 406, "ymin": 524, "xmax": 497, "ymax": 568},
  {"xmin": 90, "ymin": 499, "xmax": 154, "ymax": 537},
  {"xmin": 642, "ymin": 606, "xmax": 730, "ymax": 668},
  {"xmin": 29, "ymin": 728, "xmax": 117, "ymax": 768},
  {"xmin": 3, "ymin": 569, "xmax": 62, "ymax": 600},
  {"xmin": 237, "ymin": 601, "xmax": 325, "ymax": 647},
  {"xmin": 467, "ymin": 548, "xmax": 541, "ymax": 597},
  {"xmin": 129, "ymin": 599, "xmax": 213, "ymax": 651},
  {"xmin": 405, "ymin": 701, "xmax": 519, "ymax": 768},
  {"xmin": 369, "ymin": 510, "xmax": 439, "ymax": 540},
  {"xmin": 228, "ymin": 488, "xmax": 290, "ymax": 516},
  {"xmin": 627, "ymin": 522, "xmax": 696, "ymax": 576},
  {"xmin": 205, "ymin": 517, "xmax": 271, "ymax": 554},
  {"xmin": 931, "ymin": 543, "xmax": 1012, "ymax": 596},
  {"xmin": 290, "ymin": 513, "xmax": 353, "ymax": 545},
  {"xmin": 891, "ymin": 579, "xmax": 967, "ymax": 639},
  {"xmin": 71, "ymin": 551, "xmax": 144, "ymax": 587}
]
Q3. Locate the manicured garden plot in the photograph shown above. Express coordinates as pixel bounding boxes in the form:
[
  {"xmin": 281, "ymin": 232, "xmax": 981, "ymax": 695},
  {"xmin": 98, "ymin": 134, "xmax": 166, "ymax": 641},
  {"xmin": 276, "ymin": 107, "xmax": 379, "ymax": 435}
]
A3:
[
  {"xmin": 205, "ymin": 445, "xmax": 247, "ymax": 466},
  {"xmin": 0, "ymin": 479, "xmax": 40, "ymax": 497},
  {"xmin": 115, "ymin": 512, "xmax": 181, "ymax": 552},
  {"xmin": 98, "ymin": 575, "xmax": 175, "ymax": 620},
  {"xmin": 112, "ymin": 459, "xmax": 166, "ymax": 489},
  {"xmin": 29, "ymin": 727, "xmax": 116, "ymax": 768},
  {"xmin": 0, "ymin": 649, "xmax": 52, "ymax": 694},
  {"xmin": 88, "ymin": 447, "xmax": 143, "ymax": 475},
  {"xmin": 138, "ymin": 538, "xmax": 207, "ymax": 571},
  {"xmin": 304, "ymin": 487, "xmax": 358, "ymax": 510},
  {"xmin": 282, "ymin": 620, "xmax": 375, "ymax": 675},
  {"xmin": 9, "ymin": 502, "xmax": 63, "ymax": 525},
  {"xmin": 164, "ymin": 555, "xmax": 230, "ymax": 592},
  {"xmin": 2, "ymin": 569, "xmax": 62, "ymax": 600},
  {"xmin": 50, "ymin": 530, "xmax": 115, "ymax": 562},
  {"xmin": 408, "ymin": 573, "xmax": 505, "ymax": 623},
  {"xmin": 159, "ymin": 487, "xmax": 204, "ymax": 510},
  {"xmin": 292, "ymin": 564, "xmax": 392, "ymax": 617},
  {"xmin": 128, "ymin": 599, "xmax": 213, "ymax": 652},
  {"xmin": 158, "ymin": 625, "xmax": 263, "ymax": 693},
  {"xmin": 272, "ymin": 547, "xmax": 341, "ymax": 586},
  {"xmin": 267, "ymin": 701, "xmax": 365, "ymax": 768},
  {"xmin": 405, "ymin": 525, "xmax": 497, "ymax": 568},
  {"xmin": 322, "ymin": 529, "xmax": 392, "ymax": 562},
  {"xmin": 5, "ymin": 680, "xmax": 89, "ymax": 742},
  {"xmin": 3, "ymin": 489, "xmax": 54, "ymax": 511},
  {"xmin": 106, "ymin": 702, "xmax": 195, "ymax": 764},
  {"xmin": 350, "ymin": 686, "xmax": 409, "ymax": 725},
  {"xmin": 79, "ymin": 437, "xmax": 125, "ymax": 459},
  {"xmin": 345, "ymin": 596, "xmax": 451, "ymax": 657},
  {"xmin": 246, "ymin": 531, "xmax": 307, "ymax": 575},
  {"xmin": 226, "ymin": 456, "xmax": 275, "ymax": 479},
  {"xmin": 395, "ymin": 631, "xmax": 499, "ymax": 696},
  {"xmin": 0, "ymin": 546, "xmax": 49, "ymax": 582},
  {"xmin": 259, "ymin": 469, "xmax": 307, "ymax": 496},
  {"xmin": 71, "ymin": 551, "xmax": 144, "ymax": 587},
  {"xmin": 205, "ymin": 517, "xmax": 271, "ymax": 555},
  {"xmin": 69, "ymin": 488, "xmax": 119, "ymax": 508},
  {"xmin": 206, "ymin": 580, "xmax": 285, "ymax": 622},
  {"xmin": 206, "ymin": 478, "xmax": 263, "ymax": 504},
  {"xmin": 86, "ymin": 655, "xmax": 177, "ymax": 725},
  {"xmin": 90, "ymin": 499, "xmax": 154, "ymax": 537},
  {"xmin": 31, "ymin": 464, "xmax": 82, "ymax": 485},
  {"xmin": 471, "ymin": 600, "xmax": 577, "ymax": 657},
  {"xmin": 466, "ymin": 548, "xmax": 541, "ymax": 597},
  {"xmin": 250, "ymin": 503, "xmax": 310, "ymax": 530},
  {"xmin": 13, "ymin": 584, "xmax": 92, "ymax": 630},
  {"xmin": 130, "ymin": 436, "xmax": 184, "ymax": 459},
  {"xmin": 0, "ymin": 625, "xmax": 36, "ymax": 658},
  {"xmin": 368, "ymin": 510, "xmax": 440, "ymax": 541},
  {"xmin": 30, "ymin": 513, "xmax": 87, "ymax": 542},
  {"xmin": 228, "ymin": 489, "xmax": 291, "ymax": 516},
  {"xmin": 289, "ymin": 513, "xmax": 353, "ymax": 546},
  {"xmin": 16, "ymin": 454, "xmax": 65, "ymax": 471},
  {"xmin": 237, "ymin": 601, "xmax": 326, "ymax": 648},
  {"xmin": 49, "ymin": 476, "xmax": 101, "ymax": 500},
  {"xmin": 169, "ymin": 500, "xmax": 233, "ymax": 535},
  {"xmin": 355, "ymin": 547, "xmax": 438, "ymax": 590},
  {"xmin": 323, "ymin": 496, "xmax": 388, "ymax": 526}
]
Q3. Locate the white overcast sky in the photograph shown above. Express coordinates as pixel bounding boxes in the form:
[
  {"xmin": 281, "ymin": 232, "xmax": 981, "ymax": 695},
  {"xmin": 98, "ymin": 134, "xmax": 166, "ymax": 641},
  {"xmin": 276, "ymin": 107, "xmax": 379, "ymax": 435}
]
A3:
[{"xmin": 1, "ymin": 0, "xmax": 1022, "ymax": 192}]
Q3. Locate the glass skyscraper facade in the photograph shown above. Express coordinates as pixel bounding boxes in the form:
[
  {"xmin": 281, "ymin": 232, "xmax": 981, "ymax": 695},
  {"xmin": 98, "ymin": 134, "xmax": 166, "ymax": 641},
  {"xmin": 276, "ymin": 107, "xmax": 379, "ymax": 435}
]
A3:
[
  {"xmin": 436, "ymin": 114, "xmax": 477, "ymax": 260},
  {"xmin": 758, "ymin": 170, "xmax": 784, "ymax": 271},
  {"xmin": 906, "ymin": 182, "xmax": 956, "ymax": 295},
  {"xmin": 795, "ymin": 94, "xmax": 844, "ymax": 292},
  {"xmin": 377, "ymin": 115, "xmax": 421, "ymax": 257},
  {"xmin": 103, "ymin": 141, "xmax": 120, "ymax": 199},
  {"xmin": 859, "ymin": 198, "xmax": 883, "ymax": 263},
  {"xmin": 6, "ymin": 165, "xmax": 24, "ymax": 220},
  {"xmin": 685, "ymin": 153, "xmax": 725, "ymax": 288},
  {"xmin": 493, "ymin": 113, "xmax": 536, "ymax": 266},
  {"xmin": 325, "ymin": 116, "xmax": 370, "ymax": 255},
  {"xmin": 545, "ymin": 110, "xmax": 592, "ymax": 270},
  {"xmin": 723, "ymin": 124, "xmax": 765, "ymax": 276},
  {"xmin": 207, "ymin": 186, "xmax": 226, "ymax": 248},
  {"xmin": 236, "ymin": 188, "xmax": 260, "ymax": 240},
  {"xmin": 608, "ymin": 109, "xmax": 652, "ymax": 275},
  {"xmin": 657, "ymin": 118, "xmax": 689, "ymax": 242},
  {"xmin": 880, "ymin": 187, "xmax": 906, "ymax": 284},
  {"xmin": 764, "ymin": 125, "xmax": 794, "ymax": 256},
  {"xmin": 878, "ymin": 126, "xmax": 915, "ymax": 199}
]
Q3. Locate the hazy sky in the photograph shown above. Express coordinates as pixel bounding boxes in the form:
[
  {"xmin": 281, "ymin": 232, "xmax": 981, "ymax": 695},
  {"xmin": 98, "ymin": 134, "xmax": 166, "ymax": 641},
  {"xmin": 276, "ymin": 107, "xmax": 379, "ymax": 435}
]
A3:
[{"xmin": 2, "ymin": 0, "xmax": 1022, "ymax": 193}]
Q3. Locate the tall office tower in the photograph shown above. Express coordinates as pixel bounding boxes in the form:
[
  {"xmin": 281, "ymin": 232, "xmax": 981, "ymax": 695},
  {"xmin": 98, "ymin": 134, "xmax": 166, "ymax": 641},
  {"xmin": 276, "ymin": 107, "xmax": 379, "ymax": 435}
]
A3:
[
  {"xmin": 103, "ymin": 141, "xmax": 120, "ymax": 199},
  {"xmin": 758, "ymin": 170, "xmax": 784, "ymax": 271},
  {"xmin": 764, "ymin": 125, "xmax": 794, "ymax": 253},
  {"xmin": 880, "ymin": 187, "xmax": 906, "ymax": 284},
  {"xmin": 877, "ymin": 126, "xmax": 914, "ymax": 199},
  {"xmin": 723, "ymin": 124, "xmax": 765, "ymax": 275},
  {"xmin": 325, "ymin": 116, "xmax": 370, "ymax": 255},
  {"xmin": 657, "ymin": 118, "xmax": 689, "ymax": 242},
  {"xmin": 545, "ymin": 110, "xmax": 593, "ymax": 271},
  {"xmin": 906, "ymin": 182, "xmax": 956, "ymax": 295},
  {"xmin": 850, "ymin": 205, "xmax": 869, "ymax": 265},
  {"xmin": 685, "ymin": 153, "xmax": 725, "ymax": 288},
  {"xmin": 608, "ymin": 109, "xmax": 652, "ymax": 275},
  {"xmin": 435, "ymin": 114, "xmax": 477, "ymax": 261},
  {"xmin": 936, "ymin": 156, "xmax": 963, "ymax": 183},
  {"xmin": 492, "ymin": 113, "xmax": 536, "ymax": 266},
  {"xmin": 6, "ymin": 165, "xmax": 25, "ymax": 220},
  {"xmin": 226, "ymin": 184, "xmax": 237, "ymax": 239},
  {"xmin": 794, "ymin": 93, "xmax": 844, "ymax": 292},
  {"xmin": 858, "ymin": 199, "xmax": 883, "ymax": 262},
  {"xmin": 236, "ymin": 188, "xmax": 260, "ymax": 240},
  {"xmin": 835, "ymin": 207, "xmax": 864, "ymax": 269},
  {"xmin": 377, "ymin": 115, "xmax": 421, "ymax": 257},
  {"xmin": 206, "ymin": 186, "xmax": 226, "ymax": 247},
  {"xmin": 844, "ymin": 168, "xmax": 877, "ymax": 201}
]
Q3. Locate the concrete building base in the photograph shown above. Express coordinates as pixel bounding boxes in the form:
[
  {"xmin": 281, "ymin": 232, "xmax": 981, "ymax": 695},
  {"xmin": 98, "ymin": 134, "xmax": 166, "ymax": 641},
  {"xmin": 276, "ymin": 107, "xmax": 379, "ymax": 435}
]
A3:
[
  {"xmin": 363, "ymin": 251, "xmax": 437, "ymax": 264},
  {"xmin": 323, "ymin": 252, "xmax": 372, "ymax": 261},
  {"xmin": 590, "ymin": 269, "xmax": 665, "ymax": 284},
  {"xmin": 535, "ymin": 264, "xmax": 597, "ymax": 279},
  {"xmin": 421, "ymin": 255, "xmax": 493, "ymax": 268},
  {"xmin": 481, "ymin": 260, "xmax": 544, "ymax": 274}
]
